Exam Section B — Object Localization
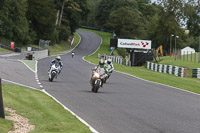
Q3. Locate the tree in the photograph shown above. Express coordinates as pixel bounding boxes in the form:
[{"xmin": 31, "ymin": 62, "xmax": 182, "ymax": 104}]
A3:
[
  {"xmin": 106, "ymin": 7, "xmax": 144, "ymax": 39},
  {"xmin": 184, "ymin": 3, "xmax": 200, "ymax": 37},
  {"xmin": 27, "ymin": 0, "xmax": 57, "ymax": 42},
  {"xmin": 95, "ymin": 0, "xmax": 138, "ymax": 27},
  {"xmin": 146, "ymin": 0, "xmax": 186, "ymax": 51},
  {"xmin": 95, "ymin": 0, "xmax": 115, "ymax": 27},
  {"xmin": 0, "ymin": 0, "xmax": 29, "ymax": 45}
]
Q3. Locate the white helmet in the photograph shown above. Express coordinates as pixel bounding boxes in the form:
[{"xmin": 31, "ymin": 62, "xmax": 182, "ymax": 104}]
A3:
[
  {"xmin": 107, "ymin": 58, "xmax": 112, "ymax": 64},
  {"xmin": 56, "ymin": 56, "xmax": 61, "ymax": 61}
]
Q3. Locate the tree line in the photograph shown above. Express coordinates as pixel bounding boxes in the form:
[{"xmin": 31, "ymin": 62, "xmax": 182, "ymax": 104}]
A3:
[
  {"xmin": 0, "ymin": 0, "xmax": 199, "ymax": 53},
  {"xmin": 82, "ymin": 0, "xmax": 200, "ymax": 53},
  {"xmin": 0, "ymin": 0, "xmax": 89, "ymax": 46}
]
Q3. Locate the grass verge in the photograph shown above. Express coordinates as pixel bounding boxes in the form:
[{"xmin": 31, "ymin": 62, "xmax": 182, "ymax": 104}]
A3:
[
  {"xmin": 21, "ymin": 32, "xmax": 80, "ymax": 56},
  {"xmin": 19, "ymin": 60, "xmax": 36, "ymax": 72},
  {"xmin": 81, "ymin": 28, "xmax": 200, "ymax": 94},
  {"xmin": 0, "ymin": 117, "xmax": 13, "ymax": 133},
  {"xmin": 0, "ymin": 84, "xmax": 91, "ymax": 133},
  {"xmin": 49, "ymin": 32, "xmax": 80, "ymax": 56},
  {"xmin": 0, "ymin": 47, "xmax": 13, "ymax": 52}
]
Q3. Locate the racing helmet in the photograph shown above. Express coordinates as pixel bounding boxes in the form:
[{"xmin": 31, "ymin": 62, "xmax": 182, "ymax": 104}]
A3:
[
  {"xmin": 56, "ymin": 56, "xmax": 61, "ymax": 61},
  {"xmin": 99, "ymin": 59, "xmax": 104, "ymax": 68},
  {"xmin": 107, "ymin": 58, "xmax": 112, "ymax": 64}
]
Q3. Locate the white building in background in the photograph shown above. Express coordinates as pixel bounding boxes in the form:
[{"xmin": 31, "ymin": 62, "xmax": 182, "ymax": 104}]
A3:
[{"xmin": 181, "ymin": 46, "xmax": 195, "ymax": 55}]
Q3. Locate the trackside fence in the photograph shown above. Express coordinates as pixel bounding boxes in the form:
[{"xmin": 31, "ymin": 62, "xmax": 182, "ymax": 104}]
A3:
[
  {"xmin": 146, "ymin": 62, "xmax": 187, "ymax": 77},
  {"xmin": 98, "ymin": 54, "xmax": 123, "ymax": 65},
  {"xmin": 192, "ymin": 68, "xmax": 200, "ymax": 79}
]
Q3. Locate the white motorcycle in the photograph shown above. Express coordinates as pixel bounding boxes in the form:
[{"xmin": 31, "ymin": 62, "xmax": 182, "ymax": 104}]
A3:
[{"xmin": 48, "ymin": 62, "xmax": 61, "ymax": 82}]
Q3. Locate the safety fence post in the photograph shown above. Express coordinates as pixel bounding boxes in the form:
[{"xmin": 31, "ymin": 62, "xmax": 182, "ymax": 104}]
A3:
[{"xmin": 0, "ymin": 78, "xmax": 5, "ymax": 119}]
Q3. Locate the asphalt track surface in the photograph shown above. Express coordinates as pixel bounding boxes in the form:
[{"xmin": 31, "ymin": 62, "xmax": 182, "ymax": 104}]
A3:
[
  {"xmin": 36, "ymin": 30, "xmax": 200, "ymax": 133},
  {"xmin": 0, "ymin": 52, "xmax": 39, "ymax": 88}
]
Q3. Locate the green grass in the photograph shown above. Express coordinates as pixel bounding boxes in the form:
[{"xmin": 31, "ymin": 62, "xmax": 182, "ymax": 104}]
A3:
[
  {"xmin": 157, "ymin": 55, "xmax": 200, "ymax": 77},
  {"xmin": 158, "ymin": 55, "xmax": 200, "ymax": 69},
  {"xmin": 0, "ymin": 84, "xmax": 91, "ymax": 133},
  {"xmin": 0, "ymin": 117, "xmax": 13, "ymax": 133},
  {"xmin": 0, "ymin": 47, "xmax": 13, "ymax": 52},
  {"xmin": 21, "ymin": 32, "xmax": 80, "ymax": 56},
  {"xmin": 20, "ymin": 60, "xmax": 36, "ymax": 72},
  {"xmin": 49, "ymin": 32, "xmax": 80, "ymax": 56},
  {"xmin": 81, "ymin": 28, "xmax": 200, "ymax": 94}
]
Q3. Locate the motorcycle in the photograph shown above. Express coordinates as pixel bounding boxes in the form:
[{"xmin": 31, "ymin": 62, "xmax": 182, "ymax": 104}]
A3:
[
  {"xmin": 72, "ymin": 52, "xmax": 75, "ymax": 58},
  {"xmin": 90, "ymin": 69, "xmax": 107, "ymax": 93},
  {"xmin": 48, "ymin": 62, "xmax": 61, "ymax": 82}
]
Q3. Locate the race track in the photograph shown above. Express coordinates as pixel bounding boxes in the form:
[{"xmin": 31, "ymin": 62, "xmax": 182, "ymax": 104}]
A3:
[{"xmin": 38, "ymin": 30, "xmax": 200, "ymax": 133}]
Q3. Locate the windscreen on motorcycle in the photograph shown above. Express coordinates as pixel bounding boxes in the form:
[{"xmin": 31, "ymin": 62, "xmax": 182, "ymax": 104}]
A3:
[{"xmin": 96, "ymin": 68, "xmax": 105, "ymax": 75}]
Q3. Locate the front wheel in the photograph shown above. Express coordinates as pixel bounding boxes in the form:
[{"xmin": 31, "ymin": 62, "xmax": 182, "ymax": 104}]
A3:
[
  {"xmin": 49, "ymin": 71, "xmax": 56, "ymax": 82},
  {"xmin": 49, "ymin": 77, "xmax": 54, "ymax": 82},
  {"xmin": 93, "ymin": 80, "xmax": 100, "ymax": 93}
]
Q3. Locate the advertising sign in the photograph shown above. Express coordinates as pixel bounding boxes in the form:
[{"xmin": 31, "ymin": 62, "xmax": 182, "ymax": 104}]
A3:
[
  {"xmin": 118, "ymin": 39, "xmax": 151, "ymax": 49},
  {"xmin": 10, "ymin": 42, "xmax": 15, "ymax": 49}
]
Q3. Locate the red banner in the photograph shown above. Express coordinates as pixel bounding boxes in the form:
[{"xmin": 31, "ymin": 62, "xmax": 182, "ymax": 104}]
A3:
[{"xmin": 10, "ymin": 42, "xmax": 14, "ymax": 49}]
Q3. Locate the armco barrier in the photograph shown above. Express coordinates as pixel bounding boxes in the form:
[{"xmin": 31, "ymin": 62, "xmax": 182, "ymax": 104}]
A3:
[
  {"xmin": 147, "ymin": 62, "xmax": 187, "ymax": 77},
  {"xmin": 98, "ymin": 54, "xmax": 123, "ymax": 65},
  {"xmin": 192, "ymin": 68, "xmax": 200, "ymax": 79}
]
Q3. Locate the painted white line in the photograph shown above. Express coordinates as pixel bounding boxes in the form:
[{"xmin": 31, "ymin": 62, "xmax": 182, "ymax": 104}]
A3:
[
  {"xmin": 37, "ymin": 82, "xmax": 41, "ymax": 85},
  {"xmin": 2, "ymin": 79, "xmax": 39, "ymax": 90},
  {"xmin": 41, "ymin": 89, "xmax": 99, "ymax": 133},
  {"xmin": 39, "ymin": 85, "xmax": 43, "ymax": 88},
  {"xmin": 35, "ymin": 60, "xmax": 38, "ymax": 73},
  {"xmin": 18, "ymin": 60, "xmax": 36, "ymax": 73}
]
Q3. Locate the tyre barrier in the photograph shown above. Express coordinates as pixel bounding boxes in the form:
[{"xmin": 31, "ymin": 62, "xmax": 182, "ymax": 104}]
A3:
[
  {"xmin": 147, "ymin": 61, "xmax": 187, "ymax": 77},
  {"xmin": 98, "ymin": 54, "xmax": 123, "ymax": 65},
  {"xmin": 192, "ymin": 68, "xmax": 200, "ymax": 79}
]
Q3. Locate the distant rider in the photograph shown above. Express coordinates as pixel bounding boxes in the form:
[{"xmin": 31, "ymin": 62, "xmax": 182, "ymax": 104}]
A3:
[{"xmin": 72, "ymin": 51, "xmax": 75, "ymax": 58}]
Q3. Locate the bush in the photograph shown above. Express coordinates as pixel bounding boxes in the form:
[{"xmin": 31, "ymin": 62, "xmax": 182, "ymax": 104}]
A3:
[
  {"xmin": 57, "ymin": 25, "xmax": 71, "ymax": 42},
  {"xmin": 116, "ymin": 48, "xmax": 126, "ymax": 58}
]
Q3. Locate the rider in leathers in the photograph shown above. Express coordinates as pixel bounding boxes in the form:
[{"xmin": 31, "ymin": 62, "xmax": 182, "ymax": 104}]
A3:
[
  {"xmin": 104, "ymin": 58, "xmax": 114, "ymax": 74},
  {"xmin": 49, "ymin": 56, "xmax": 63, "ymax": 77},
  {"xmin": 90, "ymin": 59, "xmax": 107, "ymax": 87}
]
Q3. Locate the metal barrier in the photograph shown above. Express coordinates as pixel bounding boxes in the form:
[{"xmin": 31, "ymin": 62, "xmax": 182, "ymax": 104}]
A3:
[{"xmin": 98, "ymin": 54, "xmax": 123, "ymax": 65}]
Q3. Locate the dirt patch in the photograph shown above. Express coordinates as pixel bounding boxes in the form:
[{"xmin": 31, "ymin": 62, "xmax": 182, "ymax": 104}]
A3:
[{"xmin": 5, "ymin": 107, "xmax": 35, "ymax": 133}]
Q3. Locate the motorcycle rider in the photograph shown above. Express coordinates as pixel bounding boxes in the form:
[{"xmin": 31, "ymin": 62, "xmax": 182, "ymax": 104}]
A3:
[
  {"xmin": 105, "ymin": 58, "xmax": 114, "ymax": 74},
  {"xmin": 72, "ymin": 51, "xmax": 75, "ymax": 58},
  {"xmin": 49, "ymin": 56, "xmax": 63, "ymax": 76},
  {"xmin": 90, "ymin": 59, "xmax": 107, "ymax": 87}
]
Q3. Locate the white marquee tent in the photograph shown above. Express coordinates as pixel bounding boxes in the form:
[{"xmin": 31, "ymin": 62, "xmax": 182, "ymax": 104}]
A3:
[{"xmin": 181, "ymin": 46, "xmax": 195, "ymax": 55}]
